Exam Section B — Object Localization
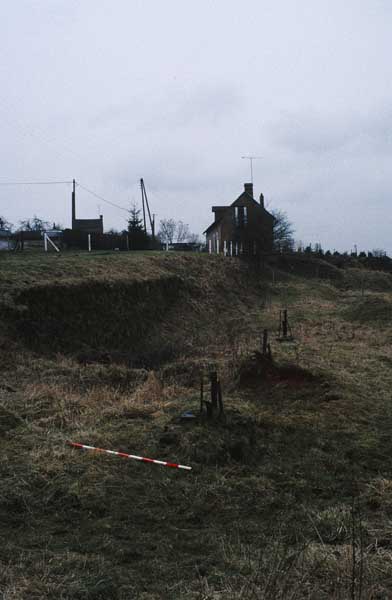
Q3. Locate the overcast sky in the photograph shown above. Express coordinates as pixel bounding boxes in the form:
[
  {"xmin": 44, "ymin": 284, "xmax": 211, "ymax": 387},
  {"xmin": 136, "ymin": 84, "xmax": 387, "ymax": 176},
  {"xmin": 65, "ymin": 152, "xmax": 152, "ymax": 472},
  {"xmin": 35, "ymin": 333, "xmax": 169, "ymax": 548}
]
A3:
[{"xmin": 1, "ymin": 0, "xmax": 391, "ymax": 252}]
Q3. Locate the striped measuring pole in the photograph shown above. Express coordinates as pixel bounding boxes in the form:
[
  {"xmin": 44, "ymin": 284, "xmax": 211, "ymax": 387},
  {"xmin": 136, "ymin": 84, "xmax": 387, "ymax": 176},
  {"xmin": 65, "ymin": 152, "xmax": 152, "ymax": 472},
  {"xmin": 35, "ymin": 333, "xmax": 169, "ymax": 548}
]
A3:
[{"xmin": 66, "ymin": 440, "xmax": 192, "ymax": 471}]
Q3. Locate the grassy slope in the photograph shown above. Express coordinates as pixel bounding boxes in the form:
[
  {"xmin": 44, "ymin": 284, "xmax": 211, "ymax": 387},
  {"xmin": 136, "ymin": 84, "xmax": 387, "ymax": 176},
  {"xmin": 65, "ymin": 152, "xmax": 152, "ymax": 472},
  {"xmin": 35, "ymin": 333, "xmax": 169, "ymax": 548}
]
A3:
[{"xmin": 1, "ymin": 251, "xmax": 392, "ymax": 598}]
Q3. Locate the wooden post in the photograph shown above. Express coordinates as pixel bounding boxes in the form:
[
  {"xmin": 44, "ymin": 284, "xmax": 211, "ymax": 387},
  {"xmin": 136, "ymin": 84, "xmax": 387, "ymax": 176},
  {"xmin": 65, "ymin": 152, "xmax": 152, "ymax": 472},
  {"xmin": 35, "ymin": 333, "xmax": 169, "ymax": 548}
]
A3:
[
  {"xmin": 45, "ymin": 233, "xmax": 60, "ymax": 253},
  {"xmin": 208, "ymin": 240, "xmax": 212, "ymax": 254},
  {"xmin": 210, "ymin": 371, "xmax": 223, "ymax": 415},
  {"xmin": 200, "ymin": 373, "xmax": 204, "ymax": 413},
  {"xmin": 262, "ymin": 329, "xmax": 268, "ymax": 355},
  {"xmin": 282, "ymin": 309, "xmax": 288, "ymax": 338},
  {"xmin": 72, "ymin": 179, "xmax": 76, "ymax": 228},
  {"xmin": 210, "ymin": 371, "xmax": 218, "ymax": 412},
  {"xmin": 200, "ymin": 371, "xmax": 223, "ymax": 418}
]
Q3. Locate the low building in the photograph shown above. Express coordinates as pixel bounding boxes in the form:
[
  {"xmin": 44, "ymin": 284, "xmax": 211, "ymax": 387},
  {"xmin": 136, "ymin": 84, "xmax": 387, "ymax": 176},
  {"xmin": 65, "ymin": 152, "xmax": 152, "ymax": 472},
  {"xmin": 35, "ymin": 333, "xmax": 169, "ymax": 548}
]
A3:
[
  {"xmin": 72, "ymin": 216, "xmax": 103, "ymax": 234},
  {"xmin": 72, "ymin": 180, "xmax": 103, "ymax": 234},
  {"xmin": 204, "ymin": 183, "xmax": 274, "ymax": 255}
]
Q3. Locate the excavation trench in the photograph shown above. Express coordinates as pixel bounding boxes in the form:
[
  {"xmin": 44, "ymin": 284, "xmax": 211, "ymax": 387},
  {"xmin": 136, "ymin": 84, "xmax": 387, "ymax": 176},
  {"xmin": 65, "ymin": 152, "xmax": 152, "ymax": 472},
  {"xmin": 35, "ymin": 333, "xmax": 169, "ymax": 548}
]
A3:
[{"xmin": 7, "ymin": 276, "xmax": 185, "ymax": 366}]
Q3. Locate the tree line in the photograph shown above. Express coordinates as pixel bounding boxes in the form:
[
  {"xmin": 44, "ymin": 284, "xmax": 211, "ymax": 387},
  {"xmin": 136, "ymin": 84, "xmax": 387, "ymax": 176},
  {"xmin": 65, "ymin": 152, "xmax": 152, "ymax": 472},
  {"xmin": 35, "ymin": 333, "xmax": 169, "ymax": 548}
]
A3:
[
  {"xmin": 1, "ymin": 209, "xmax": 387, "ymax": 258},
  {"xmin": 0, "ymin": 207, "xmax": 202, "ymax": 250}
]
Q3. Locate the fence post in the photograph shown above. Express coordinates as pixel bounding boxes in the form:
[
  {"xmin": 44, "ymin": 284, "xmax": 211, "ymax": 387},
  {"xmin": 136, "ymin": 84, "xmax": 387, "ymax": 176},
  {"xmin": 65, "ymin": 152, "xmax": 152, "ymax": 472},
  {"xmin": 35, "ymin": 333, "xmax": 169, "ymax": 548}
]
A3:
[
  {"xmin": 230, "ymin": 241, "xmax": 233, "ymax": 256},
  {"xmin": 88, "ymin": 234, "xmax": 91, "ymax": 252},
  {"xmin": 208, "ymin": 240, "xmax": 212, "ymax": 254},
  {"xmin": 44, "ymin": 233, "xmax": 48, "ymax": 252},
  {"xmin": 223, "ymin": 240, "xmax": 227, "ymax": 256}
]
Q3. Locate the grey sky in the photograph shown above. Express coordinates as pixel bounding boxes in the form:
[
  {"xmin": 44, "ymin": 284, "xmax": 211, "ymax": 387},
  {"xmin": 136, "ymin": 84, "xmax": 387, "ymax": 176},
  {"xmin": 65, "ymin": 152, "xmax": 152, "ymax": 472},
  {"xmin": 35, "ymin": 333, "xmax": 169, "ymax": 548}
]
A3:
[{"xmin": 1, "ymin": 0, "xmax": 391, "ymax": 252}]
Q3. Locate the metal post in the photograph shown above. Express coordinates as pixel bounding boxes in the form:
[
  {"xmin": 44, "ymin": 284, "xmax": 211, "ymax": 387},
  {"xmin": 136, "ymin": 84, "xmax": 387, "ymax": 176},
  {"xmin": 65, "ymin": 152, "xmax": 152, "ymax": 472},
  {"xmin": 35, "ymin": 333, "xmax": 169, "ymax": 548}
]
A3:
[
  {"xmin": 88, "ymin": 234, "xmax": 91, "ymax": 252},
  {"xmin": 44, "ymin": 233, "xmax": 48, "ymax": 252}
]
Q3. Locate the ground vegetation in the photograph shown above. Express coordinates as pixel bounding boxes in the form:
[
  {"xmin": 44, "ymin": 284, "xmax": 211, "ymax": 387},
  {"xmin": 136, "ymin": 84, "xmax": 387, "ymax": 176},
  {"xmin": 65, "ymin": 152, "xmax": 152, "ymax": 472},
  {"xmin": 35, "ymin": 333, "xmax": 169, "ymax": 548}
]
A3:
[{"xmin": 1, "ymin": 251, "xmax": 392, "ymax": 598}]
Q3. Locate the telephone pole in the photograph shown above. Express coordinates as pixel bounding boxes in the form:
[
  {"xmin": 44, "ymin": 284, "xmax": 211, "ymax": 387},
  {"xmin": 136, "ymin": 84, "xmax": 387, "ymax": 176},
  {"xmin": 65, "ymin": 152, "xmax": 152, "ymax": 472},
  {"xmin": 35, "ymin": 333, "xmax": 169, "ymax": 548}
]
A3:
[{"xmin": 241, "ymin": 156, "xmax": 262, "ymax": 184}]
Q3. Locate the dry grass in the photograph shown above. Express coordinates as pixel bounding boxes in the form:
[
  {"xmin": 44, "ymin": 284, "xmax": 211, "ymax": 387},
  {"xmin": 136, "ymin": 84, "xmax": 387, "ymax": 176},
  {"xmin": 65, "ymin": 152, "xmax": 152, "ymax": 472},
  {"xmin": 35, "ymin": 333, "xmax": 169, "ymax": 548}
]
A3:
[{"xmin": 1, "ymin": 253, "xmax": 392, "ymax": 597}]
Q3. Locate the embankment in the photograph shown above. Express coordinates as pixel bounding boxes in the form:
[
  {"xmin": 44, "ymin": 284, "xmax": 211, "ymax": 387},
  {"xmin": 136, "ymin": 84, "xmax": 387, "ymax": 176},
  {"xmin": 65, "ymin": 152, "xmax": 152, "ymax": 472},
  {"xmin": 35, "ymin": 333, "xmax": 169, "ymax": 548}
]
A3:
[{"xmin": 1, "ymin": 254, "xmax": 269, "ymax": 365}]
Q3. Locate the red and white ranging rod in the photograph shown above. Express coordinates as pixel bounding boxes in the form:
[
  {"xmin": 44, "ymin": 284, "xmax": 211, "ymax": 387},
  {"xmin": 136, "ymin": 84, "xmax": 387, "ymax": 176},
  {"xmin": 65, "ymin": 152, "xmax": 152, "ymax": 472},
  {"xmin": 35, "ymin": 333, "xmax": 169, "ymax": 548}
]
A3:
[{"xmin": 66, "ymin": 440, "xmax": 192, "ymax": 471}]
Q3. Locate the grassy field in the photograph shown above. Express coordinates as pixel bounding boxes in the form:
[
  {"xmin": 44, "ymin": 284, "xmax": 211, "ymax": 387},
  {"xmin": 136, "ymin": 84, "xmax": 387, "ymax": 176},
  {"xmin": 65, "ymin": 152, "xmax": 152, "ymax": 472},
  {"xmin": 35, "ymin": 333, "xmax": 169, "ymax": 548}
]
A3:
[{"xmin": 1, "ymin": 251, "xmax": 392, "ymax": 598}]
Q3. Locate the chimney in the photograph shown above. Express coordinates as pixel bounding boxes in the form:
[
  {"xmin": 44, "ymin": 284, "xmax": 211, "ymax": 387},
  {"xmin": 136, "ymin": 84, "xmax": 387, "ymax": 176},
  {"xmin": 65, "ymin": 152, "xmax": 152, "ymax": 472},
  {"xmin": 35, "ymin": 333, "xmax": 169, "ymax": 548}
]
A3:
[
  {"xmin": 259, "ymin": 193, "xmax": 264, "ymax": 208},
  {"xmin": 244, "ymin": 182, "xmax": 253, "ymax": 198}
]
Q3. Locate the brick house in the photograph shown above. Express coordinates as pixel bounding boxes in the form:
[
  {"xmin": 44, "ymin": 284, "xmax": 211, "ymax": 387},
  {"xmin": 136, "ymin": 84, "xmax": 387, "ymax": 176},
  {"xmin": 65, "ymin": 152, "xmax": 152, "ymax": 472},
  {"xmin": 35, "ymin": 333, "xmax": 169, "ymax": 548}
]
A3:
[{"xmin": 204, "ymin": 183, "xmax": 274, "ymax": 255}]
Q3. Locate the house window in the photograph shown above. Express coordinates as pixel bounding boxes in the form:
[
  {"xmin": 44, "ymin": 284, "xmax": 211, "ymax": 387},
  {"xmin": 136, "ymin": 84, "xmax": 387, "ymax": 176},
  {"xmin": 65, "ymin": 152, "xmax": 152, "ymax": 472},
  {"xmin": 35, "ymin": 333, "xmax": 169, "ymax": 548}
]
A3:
[{"xmin": 234, "ymin": 206, "xmax": 247, "ymax": 228}]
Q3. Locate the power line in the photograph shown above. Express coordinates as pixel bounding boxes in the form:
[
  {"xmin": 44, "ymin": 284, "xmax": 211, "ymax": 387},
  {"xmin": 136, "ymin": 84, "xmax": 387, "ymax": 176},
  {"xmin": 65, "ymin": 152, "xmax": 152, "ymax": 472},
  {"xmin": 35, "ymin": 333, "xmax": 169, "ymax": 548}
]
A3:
[
  {"xmin": 0, "ymin": 180, "xmax": 72, "ymax": 185},
  {"xmin": 0, "ymin": 178, "xmax": 132, "ymax": 215},
  {"xmin": 76, "ymin": 182, "xmax": 130, "ymax": 213}
]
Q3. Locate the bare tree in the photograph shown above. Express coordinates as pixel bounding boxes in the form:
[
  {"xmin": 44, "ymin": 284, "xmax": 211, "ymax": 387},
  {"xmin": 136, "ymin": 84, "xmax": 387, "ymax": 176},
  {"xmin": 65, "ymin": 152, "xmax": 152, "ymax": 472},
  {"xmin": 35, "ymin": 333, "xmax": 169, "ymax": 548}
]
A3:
[
  {"xmin": 0, "ymin": 216, "xmax": 12, "ymax": 231},
  {"xmin": 158, "ymin": 218, "xmax": 200, "ymax": 245},
  {"xmin": 271, "ymin": 209, "xmax": 295, "ymax": 252},
  {"xmin": 187, "ymin": 233, "xmax": 202, "ymax": 244},
  {"xmin": 175, "ymin": 221, "xmax": 190, "ymax": 242},
  {"xmin": 158, "ymin": 218, "xmax": 177, "ymax": 244},
  {"xmin": 18, "ymin": 215, "xmax": 51, "ymax": 232},
  {"xmin": 372, "ymin": 248, "xmax": 387, "ymax": 258}
]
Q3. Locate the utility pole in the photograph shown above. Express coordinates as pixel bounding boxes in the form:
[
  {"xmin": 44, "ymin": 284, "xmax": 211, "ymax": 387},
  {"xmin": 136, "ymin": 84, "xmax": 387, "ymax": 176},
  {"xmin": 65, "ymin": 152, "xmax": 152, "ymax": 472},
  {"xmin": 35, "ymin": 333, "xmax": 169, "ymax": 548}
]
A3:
[
  {"xmin": 140, "ymin": 180, "xmax": 147, "ymax": 233},
  {"xmin": 241, "ymin": 156, "xmax": 262, "ymax": 184},
  {"xmin": 140, "ymin": 178, "xmax": 155, "ymax": 240},
  {"xmin": 72, "ymin": 179, "xmax": 76, "ymax": 229}
]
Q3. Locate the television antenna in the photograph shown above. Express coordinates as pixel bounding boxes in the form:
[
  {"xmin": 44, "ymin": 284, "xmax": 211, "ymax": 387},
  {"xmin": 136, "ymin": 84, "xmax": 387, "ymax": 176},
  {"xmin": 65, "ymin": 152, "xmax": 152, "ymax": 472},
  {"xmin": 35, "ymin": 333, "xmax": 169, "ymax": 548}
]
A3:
[{"xmin": 241, "ymin": 156, "xmax": 262, "ymax": 184}]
